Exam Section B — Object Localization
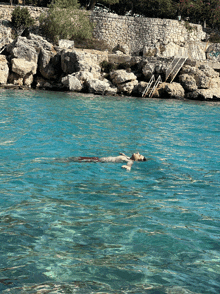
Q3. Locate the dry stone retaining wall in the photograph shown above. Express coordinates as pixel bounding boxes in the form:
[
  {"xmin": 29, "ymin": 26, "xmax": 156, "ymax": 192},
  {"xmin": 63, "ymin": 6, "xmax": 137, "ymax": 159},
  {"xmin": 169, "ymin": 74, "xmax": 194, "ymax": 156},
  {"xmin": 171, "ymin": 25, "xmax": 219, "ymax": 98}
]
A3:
[{"xmin": 0, "ymin": 5, "xmax": 207, "ymax": 58}]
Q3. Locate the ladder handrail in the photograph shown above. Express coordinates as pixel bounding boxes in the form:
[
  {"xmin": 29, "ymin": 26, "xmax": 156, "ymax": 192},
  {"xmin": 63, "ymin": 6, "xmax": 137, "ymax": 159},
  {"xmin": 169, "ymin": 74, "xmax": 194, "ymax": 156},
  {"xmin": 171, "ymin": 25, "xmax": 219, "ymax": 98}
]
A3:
[
  {"xmin": 170, "ymin": 57, "xmax": 187, "ymax": 83},
  {"xmin": 165, "ymin": 58, "xmax": 179, "ymax": 81},
  {"xmin": 142, "ymin": 75, "xmax": 155, "ymax": 97},
  {"xmin": 149, "ymin": 75, "xmax": 162, "ymax": 98}
]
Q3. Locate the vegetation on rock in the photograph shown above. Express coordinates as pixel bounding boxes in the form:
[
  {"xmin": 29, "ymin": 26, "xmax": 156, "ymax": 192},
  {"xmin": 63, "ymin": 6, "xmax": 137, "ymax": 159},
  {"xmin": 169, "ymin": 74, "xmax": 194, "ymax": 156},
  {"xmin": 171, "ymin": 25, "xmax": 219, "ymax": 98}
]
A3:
[{"xmin": 39, "ymin": 0, "xmax": 93, "ymax": 43}]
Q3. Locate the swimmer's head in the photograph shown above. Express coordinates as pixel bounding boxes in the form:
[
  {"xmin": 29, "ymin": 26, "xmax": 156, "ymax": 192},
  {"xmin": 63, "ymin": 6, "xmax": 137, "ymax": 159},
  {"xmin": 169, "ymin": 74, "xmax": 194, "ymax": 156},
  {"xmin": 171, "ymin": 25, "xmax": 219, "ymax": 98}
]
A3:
[{"xmin": 130, "ymin": 152, "xmax": 147, "ymax": 161}]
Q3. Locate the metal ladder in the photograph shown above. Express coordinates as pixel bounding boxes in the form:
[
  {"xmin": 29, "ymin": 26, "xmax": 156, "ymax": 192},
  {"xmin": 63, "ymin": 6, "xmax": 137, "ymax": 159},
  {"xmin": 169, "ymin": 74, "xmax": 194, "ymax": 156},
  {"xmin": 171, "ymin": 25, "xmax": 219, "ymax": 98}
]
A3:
[
  {"xmin": 142, "ymin": 75, "xmax": 162, "ymax": 98},
  {"xmin": 165, "ymin": 57, "xmax": 187, "ymax": 82},
  {"xmin": 149, "ymin": 75, "xmax": 162, "ymax": 98},
  {"xmin": 142, "ymin": 75, "xmax": 155, "ymax": 97}
]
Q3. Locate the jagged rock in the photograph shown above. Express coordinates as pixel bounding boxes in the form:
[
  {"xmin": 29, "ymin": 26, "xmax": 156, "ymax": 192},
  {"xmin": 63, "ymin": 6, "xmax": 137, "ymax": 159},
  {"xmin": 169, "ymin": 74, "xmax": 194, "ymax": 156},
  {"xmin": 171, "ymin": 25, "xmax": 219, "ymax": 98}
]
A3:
[
  {"xmin": 133, "ymin": 81, "xmax": 148, "ymax": 96},
  {"xmin": 159, "ymin": 82, "xmax": 185, "ymax": 98},
  {"xmin": 179, "ymin": 74, "xmax": 197, "ymax": 91},
  {"xmin": 110, "ymin": 69, "xmax": 137, "ymax": 85},
  {"xmin": 8, "ymin": 72, "xmax": 23, "ymax": 86},
  {"xmin": 187, "ymin": 88, "xmax": 220, "ymax": 100},
  {"xmin": 61, "ymin": 75, "xmax": 82, "ymax": 91},
  {"xmin": 117, "ymin": 44, "xmax": 130, "ymax": 55},
  {"xmin": 143, "ymin": 46, "xmax": 158, "ymax": 57},
  {"xmin": 117, "ymin": 80, "xmax": 138, "ymax": 94},
  {"xmin": 142, "ymin": 64, "xmax": 153, "ymax": 79},
  {"xmin": 0, "ymin": 55, "xmax": 9, "ymax": 84},
  {"xmin": 23, "ymin": 73, "xmax": 33, "ymax": 87},
  {"xmin": 58, "ymin": 39, "xmax": 74, "ymax": 49},
  {"xmin": 61, "ymin": 49, "xmax": 105, "ymax": 75},
  {"xmin": 86, "ymin": 78, "xmax": 117, "ymax": 95},
  {"xmin": 7, "ymin": 34, "xmax": 54, "ymax": 65},
  {"xmin": 38, "ymin": 49, "xmax": 61, "ymax": 80},
  {"xmin": 11, "ymin": 58, "xmax": 37, "ymax": 77},
  {"xmin": 74, "ymin": 71, "xmax": 96, "ymax": 83},
  {"xmin": 198, "ymin": 64, "xmax": 219, "ymax": 78},
  {"xmin": 110, "ymin": 69, "xmax": 138, "ymax": 94},
  {"xmin": 7, "ymin": 36, "xmax": 39, "ymax": 63}
]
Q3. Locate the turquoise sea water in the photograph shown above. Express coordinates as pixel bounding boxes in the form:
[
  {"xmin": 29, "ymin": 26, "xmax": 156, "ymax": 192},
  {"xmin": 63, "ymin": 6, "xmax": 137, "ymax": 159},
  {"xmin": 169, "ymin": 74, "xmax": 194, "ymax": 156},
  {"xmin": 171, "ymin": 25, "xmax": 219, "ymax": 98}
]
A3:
[{"xmin": 0, "ymin": 89, "xmax": 220, "ymax": 294}]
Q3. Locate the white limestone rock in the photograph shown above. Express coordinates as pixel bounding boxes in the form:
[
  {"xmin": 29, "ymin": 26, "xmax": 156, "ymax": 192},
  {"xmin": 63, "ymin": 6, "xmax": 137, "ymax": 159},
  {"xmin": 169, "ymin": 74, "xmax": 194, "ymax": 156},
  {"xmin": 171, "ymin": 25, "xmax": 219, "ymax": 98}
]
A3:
[
  {"xmin": 59, "ymin": 39, "xmax": 74, "ymax": 49},
  {"xmin": 110, "ymin": 69, "xmax": 137, "ymax": 85},
  {"xmin": 86, "ymin": 78, "xmax": 117, "ymax": 95},
  {"xmin": 11, "ymin": 58, "xmax": 37, "ymax": 77},
  {"xmin": 61, "ymin": 75, "xmax": 82, "ymax": 91},
  {"xmin": 179, "ymin": 74, "xmax": 198, "ymax": 92},
  {"xmin": 0, "ymin": 55, "xmax": 9, "ymax": 84}
]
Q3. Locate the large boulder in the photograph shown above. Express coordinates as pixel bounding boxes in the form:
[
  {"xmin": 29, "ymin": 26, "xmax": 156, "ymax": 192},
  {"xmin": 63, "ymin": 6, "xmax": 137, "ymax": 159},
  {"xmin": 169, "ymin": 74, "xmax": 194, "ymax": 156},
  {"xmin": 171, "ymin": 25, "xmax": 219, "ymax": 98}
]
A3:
[
  {"xmin": 110, "ymin": 69, "xmax": 137, "ymax": 85},
  {"xmin": 159, "ymin": 82, "xmax": 185, "ymax": 99},
  {"xmin": 11, "ymin": 58, "xmax": 37, "ymax": 77},
  {"xmin": 61, "ymin": 49, "xmax": 107, "ymax": 76},
  {"xmin": 61, "ymin": 75, "xmax": 83, "ymax": 92},
  {"xmin": 7, "ymin": 36, "xmax": 39, "ymax": 63},
  {"xmin": 187, "ymin": 88, "xmax": 220, "ymax": 100},
  {"xmin": 86, "ymin": 78, "xmax": 117, "ymax": 95},
  {"xmin": 179, "ymin": 74, "xmax": 198, "ymax": 92},
  {"xmin": 38, "ymin": 49, "xmax": 61, "ymax": 80},
  {"xmin": 0, "ymin": 55, "xmax": 9, "ymax": 84},
  {"xmin": 110, "ymin": 69, "xmax": 138, "ymax": 94}
]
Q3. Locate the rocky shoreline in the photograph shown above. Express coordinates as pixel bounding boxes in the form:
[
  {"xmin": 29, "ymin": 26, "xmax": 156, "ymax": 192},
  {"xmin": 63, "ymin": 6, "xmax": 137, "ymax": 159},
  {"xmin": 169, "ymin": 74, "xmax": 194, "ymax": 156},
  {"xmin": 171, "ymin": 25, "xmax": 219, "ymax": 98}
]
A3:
[{"xmin": 1, "ymin": 32, "xmax": 220, "ymax": 101}]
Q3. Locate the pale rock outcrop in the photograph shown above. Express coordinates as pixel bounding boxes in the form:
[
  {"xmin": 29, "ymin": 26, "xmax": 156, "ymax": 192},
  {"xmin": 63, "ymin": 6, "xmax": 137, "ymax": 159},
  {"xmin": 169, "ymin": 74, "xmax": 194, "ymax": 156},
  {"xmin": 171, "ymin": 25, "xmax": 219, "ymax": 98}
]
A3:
[
  {"xmin": 0, "ymin": 55, "xmax": 9, "ymax": 84},
  {"xmin": 61, "ymin": 75, "xmax": 83, "ymax": 92},
  {"xmin": 117, "ymin": 80, "xmax": 138, "ymax": 94},
  {"xmin": 7, "ymin": 36, "xmax": 39, "ymax": 63},
  {"xmin": 179, "ymin": 74, "xmax": 197, "ymax": 92},
  {"xmin": 58, "ymin": 39, "xmax": 74, "ymax": 49},
  {"xmin": 110, "ymin": 69, "xmax": 138, "ymax": 94},
  {"xmin": 142, "ymin": 64, "xmax": 153, "ymax": 79},
  {"xmin": 117, "ymin": 44, "xmax": 130, "ymax": 55},
  {"xmin": 11, "ymin": 58, "xmax": 37, "ymax": 77},
  {"xmin": 61, "ymin": 49, "xmax": 107, "ymax": 76},
  {"xmin": 38, "ymin": 48, "xmax": 61, "ymax": 80},
  {"xmin": 187, "ymin": 88, "xmax": 220, "ymax": 100},
  {"xmin": 86, "ymin": 78, "xmax": 117, "ymax": 95},
  {"xmin": 24, "ymin": 73, "xmax": 34, "ymax": 87},
  {"xmin": 110, "ymin": 69, "xmax": 137, "ymax": 84},
  {"xmin": 159, "ymin": 82, "xmax": 185, "ymax": 98}
]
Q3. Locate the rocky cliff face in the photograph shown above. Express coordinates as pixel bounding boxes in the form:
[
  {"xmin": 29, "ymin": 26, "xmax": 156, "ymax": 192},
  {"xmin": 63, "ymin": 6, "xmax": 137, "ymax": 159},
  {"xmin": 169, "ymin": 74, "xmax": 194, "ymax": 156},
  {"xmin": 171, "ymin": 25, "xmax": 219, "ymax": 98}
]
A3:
[{"xmin": 0, "ymin": 32, "xmax": 220, "ymax": 100}]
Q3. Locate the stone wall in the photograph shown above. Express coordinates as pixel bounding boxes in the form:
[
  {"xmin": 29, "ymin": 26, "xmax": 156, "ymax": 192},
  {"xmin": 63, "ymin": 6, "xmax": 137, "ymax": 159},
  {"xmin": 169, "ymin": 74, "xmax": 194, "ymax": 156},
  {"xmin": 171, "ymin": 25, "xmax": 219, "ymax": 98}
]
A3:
[
  {"xmin": 91, "ymin": 12, "xmax": 206, "ymax": 55},
  {"xmin": 0, "ymin": 4, "xmax": 47, "ymax": 24},
  {"xmin": 0, "ymin": 4, "xmax": 208, "ymax": 59}
]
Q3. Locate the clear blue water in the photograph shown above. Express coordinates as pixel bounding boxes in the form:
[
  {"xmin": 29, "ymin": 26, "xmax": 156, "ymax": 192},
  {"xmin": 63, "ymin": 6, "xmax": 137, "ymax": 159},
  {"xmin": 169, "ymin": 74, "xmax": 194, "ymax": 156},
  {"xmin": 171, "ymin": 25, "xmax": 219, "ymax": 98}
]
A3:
[{"xmin": 0, "ymin": 89, "xmax": 220, "ymax": 294}]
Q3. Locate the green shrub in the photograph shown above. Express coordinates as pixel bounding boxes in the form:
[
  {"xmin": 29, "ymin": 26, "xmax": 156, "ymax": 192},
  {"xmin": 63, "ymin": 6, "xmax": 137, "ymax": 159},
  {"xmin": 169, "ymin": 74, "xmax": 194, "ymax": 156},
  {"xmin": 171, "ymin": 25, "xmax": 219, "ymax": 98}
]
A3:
[
  {"xmin": 75, "ymin": 38, "xmax": 112, "ymax": 51},
  {"xmin": 11, "ymin": 7, "xmax": 35, "ymax": 32},
  {"xmin": 39, "ymin": 3, "xmax": 93, "ymax": 44}
]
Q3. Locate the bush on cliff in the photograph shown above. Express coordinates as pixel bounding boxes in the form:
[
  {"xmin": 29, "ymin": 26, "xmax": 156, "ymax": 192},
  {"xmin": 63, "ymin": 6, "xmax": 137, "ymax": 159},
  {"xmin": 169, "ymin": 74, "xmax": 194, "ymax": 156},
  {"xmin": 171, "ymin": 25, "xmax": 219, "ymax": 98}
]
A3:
[
  {"xmin": 11, "ymin": 7, "xmax": 35, "ymax": 33},
  {"xmin": 39, "ymin": 0, "xmax": 93, "ymax": 43}
]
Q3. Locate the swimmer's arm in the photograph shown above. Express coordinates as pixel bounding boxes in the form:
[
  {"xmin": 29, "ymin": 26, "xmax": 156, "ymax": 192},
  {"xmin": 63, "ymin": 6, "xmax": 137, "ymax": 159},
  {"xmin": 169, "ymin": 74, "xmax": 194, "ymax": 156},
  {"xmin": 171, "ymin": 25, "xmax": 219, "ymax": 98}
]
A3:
[
  {"xmin": 121, "ymin": 160, "xmax": 134, "ymax": 171},
  {"xmin": 119, "ymin": 152, "xmax": 130, "ymax": 161}
]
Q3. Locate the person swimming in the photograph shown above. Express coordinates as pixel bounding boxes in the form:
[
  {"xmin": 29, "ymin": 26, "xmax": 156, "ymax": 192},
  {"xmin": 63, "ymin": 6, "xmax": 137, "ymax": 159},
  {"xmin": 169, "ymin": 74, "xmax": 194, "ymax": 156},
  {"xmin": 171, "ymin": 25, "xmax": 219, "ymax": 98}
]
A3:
[{"xmin": 66, "ymin": 152, "xmax": 147, "ymax": 170}]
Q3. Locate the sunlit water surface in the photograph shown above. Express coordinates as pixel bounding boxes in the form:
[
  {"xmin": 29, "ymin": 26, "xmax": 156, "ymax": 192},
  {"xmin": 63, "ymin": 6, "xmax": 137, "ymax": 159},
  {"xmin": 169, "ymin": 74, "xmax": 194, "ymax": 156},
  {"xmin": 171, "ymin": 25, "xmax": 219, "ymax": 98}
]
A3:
[{"xmin": 0, "ymin": 90, "xmax": 220, "ymax": 294}]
